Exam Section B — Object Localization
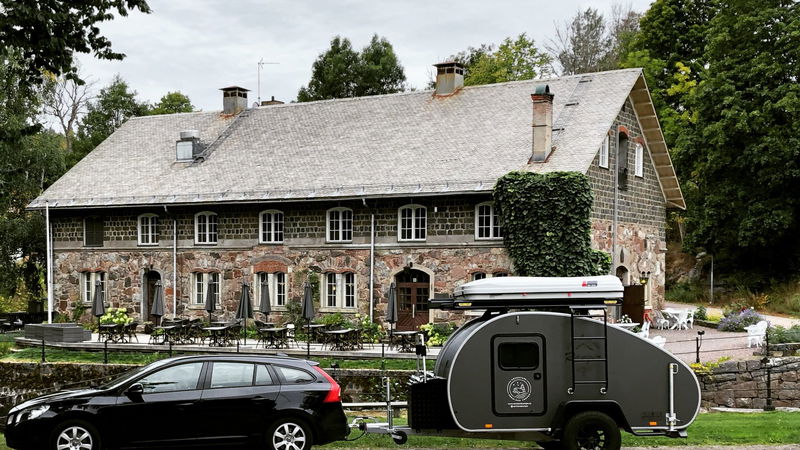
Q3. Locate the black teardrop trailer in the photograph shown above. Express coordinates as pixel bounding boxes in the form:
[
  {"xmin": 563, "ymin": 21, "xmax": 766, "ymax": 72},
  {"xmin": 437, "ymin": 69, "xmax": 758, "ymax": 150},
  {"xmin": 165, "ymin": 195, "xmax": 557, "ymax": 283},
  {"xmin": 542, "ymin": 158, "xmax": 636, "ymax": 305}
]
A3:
[{"xmin": 352, "ymin": 276, "xmax": 701, "ymax": 450}]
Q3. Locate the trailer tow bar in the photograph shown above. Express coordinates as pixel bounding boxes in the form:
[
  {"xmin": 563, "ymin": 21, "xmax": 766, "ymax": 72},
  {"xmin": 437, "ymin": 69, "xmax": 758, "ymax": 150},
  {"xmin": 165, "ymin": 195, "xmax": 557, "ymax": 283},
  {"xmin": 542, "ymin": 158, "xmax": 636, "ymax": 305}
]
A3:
[{"xmin": 667, "ymin": 363, "xmax": 679, "ymax": 432}]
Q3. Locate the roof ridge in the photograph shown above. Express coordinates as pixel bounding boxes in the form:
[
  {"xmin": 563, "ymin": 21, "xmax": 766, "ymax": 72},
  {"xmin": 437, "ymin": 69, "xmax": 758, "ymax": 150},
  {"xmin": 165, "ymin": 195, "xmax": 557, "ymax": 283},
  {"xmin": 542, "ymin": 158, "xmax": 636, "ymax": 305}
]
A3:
[{"xmin": 129, "ymin": 110, "xmax": 221, "ymax": 120}]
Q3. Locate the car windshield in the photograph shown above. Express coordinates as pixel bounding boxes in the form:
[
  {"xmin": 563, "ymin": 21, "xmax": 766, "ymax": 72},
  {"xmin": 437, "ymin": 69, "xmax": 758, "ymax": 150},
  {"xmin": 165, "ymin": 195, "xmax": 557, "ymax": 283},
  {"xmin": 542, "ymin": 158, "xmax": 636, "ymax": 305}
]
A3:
[{"xmin": 96, "ymin": 365, "xmax": 150, "ymax": 390}]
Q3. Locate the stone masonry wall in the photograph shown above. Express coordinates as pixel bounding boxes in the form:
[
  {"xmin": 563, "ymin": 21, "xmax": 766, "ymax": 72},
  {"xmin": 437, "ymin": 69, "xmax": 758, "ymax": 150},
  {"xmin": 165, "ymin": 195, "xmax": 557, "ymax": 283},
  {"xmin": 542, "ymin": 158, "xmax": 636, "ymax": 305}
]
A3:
[{"xmin": 698, "ymin": 357, "xmax": 800, "ymax": 409}]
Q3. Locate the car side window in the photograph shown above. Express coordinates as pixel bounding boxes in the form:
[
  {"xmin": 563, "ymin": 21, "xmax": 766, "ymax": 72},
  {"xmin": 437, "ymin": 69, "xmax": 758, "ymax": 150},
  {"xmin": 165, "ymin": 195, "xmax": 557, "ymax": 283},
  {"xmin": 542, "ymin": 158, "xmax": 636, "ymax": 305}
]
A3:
[
  {"xmin": 210, "ymin": 362, "xmax": 255, "ymax": 389},
  {"xmin": 138, "ymin": 362, "xmax": 204, "ymax": 393},
  {"xmin": 276, "ymin": 366, "xmax": 314, "ymax": 384},
  {"xmin": 255, "ymin": 364, "xmax": 274, "ymax": 386}
]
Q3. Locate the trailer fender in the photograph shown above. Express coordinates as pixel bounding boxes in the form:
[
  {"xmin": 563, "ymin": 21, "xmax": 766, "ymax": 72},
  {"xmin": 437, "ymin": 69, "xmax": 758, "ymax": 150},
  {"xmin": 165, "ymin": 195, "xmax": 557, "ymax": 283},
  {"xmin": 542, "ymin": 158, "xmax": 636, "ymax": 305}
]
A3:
[{"xmin": 551, "ymin": 401, "xmax": 631, "ymax": 434}]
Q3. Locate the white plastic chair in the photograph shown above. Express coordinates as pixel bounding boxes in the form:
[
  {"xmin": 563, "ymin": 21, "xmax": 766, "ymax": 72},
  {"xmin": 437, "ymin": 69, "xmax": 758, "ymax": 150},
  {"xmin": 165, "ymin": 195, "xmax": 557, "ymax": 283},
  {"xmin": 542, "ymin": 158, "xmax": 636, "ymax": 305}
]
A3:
[
  {"xmin": 745, "ymin": 321, "xmax": 769, "ymax": 348},
  {"xmin": 636, "ymin": 321, "xmax": 650, "ymax": 339},
  {"xmin": 652, "ymin": 310, "xmax": 670, "ymax": 330},
  {"xmin": 687, "ymin": 309, "xmax": 695, "ymax": 329},
  {"xmin": 671, "ymin": 309, "xmax": 689, "ymax": 330},
  {"xmin": 649, "ymin": 335, "xmax": 666, "ymax": 348}
]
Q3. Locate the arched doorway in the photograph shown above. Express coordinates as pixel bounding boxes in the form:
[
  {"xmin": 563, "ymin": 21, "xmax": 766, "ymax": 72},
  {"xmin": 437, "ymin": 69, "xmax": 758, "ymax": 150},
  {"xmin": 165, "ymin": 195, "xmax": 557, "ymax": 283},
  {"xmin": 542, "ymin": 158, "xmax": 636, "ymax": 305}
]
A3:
[
  {"xmin": 143, "ymin": 271, "xmax": 162, "ymax": 323},
  {"xmin": 395, "ymin": 269, "xmax": 430, "ymax": 331}
]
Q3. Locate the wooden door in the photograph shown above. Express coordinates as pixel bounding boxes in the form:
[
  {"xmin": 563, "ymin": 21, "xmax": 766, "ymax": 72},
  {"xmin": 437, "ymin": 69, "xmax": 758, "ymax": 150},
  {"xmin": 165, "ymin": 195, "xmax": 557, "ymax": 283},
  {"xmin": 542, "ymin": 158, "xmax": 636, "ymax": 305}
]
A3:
[{"xmin": 395, "ymin": 270, "xmax": 430, "ymax": 331}]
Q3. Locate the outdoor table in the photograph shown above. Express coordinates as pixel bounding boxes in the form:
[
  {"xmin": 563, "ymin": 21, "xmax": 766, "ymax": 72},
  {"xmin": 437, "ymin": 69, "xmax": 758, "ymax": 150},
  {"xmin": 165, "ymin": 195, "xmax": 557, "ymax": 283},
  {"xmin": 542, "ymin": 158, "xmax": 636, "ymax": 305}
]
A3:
[
  {"xmin": 392, "ymin": 331, "xmax": 420, "ymax": 353},
  {"xmin": 614, "ymin": 322, "xmax": 640, "ymax": 331},
  {"xmin": 151, "ymin": 325, "xmax": 178, "ymax": 345},
  {"xmin": 203, "ymin": 326, "xmax": 228, "ymax": 347},
  {"xmin": 307, "ymin": 324, "xmax": 326, "ymax": 342},
  {"xmin": 663, "ymin": 308, "xmax": 690, "ymax": 329},
  {"xmin": 98, "ymin": 324, "xmax": 125, "ymax": 343},
  {"xmin": 322, "ymin": 329, "xmax": 354, "ymax": 351},
  {"xmin": 259, "ymin": 327, "xmax": 288, "ymax": 349}
]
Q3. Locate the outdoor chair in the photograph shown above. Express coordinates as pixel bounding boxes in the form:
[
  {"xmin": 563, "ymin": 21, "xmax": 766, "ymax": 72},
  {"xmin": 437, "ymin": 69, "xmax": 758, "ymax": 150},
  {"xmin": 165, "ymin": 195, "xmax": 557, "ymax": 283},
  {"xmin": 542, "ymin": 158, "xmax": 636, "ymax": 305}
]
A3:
[
  {"xmin": 285, "ymin": 323, "xmax": 297, "ymax": 348},
  {"xmin": 745, "ymin": 320, "xmax": 769, "ymax": 348},
  {"xmin": 649, "ymin": 335, "xmax": 666, "ymax": 348},
  {"xmin": 670, "ymin": 309, "xmax": 690, "ymax": 330},
  {"xmin": 686, "ymin": 310, "xmax": 695, "ymax": 329},
  {"xmin": 123, "ymin": 322, "xmax": 139, "ymax": 343},
  {"xmin": 636, "ymin": 321, "xmax": 650, "ymax": 339},
  {"xmin": 652, "ymin": 310, "xmax": 670, "ymax": 330}
]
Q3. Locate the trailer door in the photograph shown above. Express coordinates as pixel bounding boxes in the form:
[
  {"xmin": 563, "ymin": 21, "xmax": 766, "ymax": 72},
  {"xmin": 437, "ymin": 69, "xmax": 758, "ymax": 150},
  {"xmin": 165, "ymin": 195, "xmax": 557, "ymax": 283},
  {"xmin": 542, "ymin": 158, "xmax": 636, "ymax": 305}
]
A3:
[{"xmin": 491, "ymin": 334, "xmax": 546, "ymax": 416}]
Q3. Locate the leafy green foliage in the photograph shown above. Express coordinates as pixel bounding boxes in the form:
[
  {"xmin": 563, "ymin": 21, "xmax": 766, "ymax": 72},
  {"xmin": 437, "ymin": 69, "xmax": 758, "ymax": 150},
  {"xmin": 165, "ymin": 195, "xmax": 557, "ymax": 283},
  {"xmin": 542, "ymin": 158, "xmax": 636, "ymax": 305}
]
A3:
[
  {"xmin": 462, "ymin": 34, "xmax": 552, "ymax": 86},
  {"xmin": 768, "ymin": 324, "xmax": 800, "ymax": 344},
  {"xmin": 0, "ymin": 0, "xmax": 151, "ymax": 85},
  {"xmin": 418, "ymin": 322, "xmax": 455, "ymax": 346},
  {"xmin": 71, "ymin": 74, "xmax": 148, "ymax": 167},
  {"xmin": 297, "ymin": 34, "xmax": 406, "ymax": 102},
  {"xmin": 99, "ymin": 307, "xmax": 133, "ymax": 325},
  {"xmin": 148, "ymin": 91, "xmax": 194, "ymax": 115},
  {"xmin": 674, "ymin": 0, "xmax": 800, "ymax": 285},
  {"xmin": 493, "ymin": 171, "xmax": 610, "ymax": 277}
]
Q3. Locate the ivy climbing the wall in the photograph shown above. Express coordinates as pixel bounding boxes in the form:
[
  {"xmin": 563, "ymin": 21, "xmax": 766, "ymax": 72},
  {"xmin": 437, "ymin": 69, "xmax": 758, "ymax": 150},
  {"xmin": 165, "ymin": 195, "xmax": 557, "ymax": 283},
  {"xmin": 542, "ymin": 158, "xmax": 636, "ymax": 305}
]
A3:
[{"xmin": 493, "ymin": 171, "xmax": 611, "ymax": 277}]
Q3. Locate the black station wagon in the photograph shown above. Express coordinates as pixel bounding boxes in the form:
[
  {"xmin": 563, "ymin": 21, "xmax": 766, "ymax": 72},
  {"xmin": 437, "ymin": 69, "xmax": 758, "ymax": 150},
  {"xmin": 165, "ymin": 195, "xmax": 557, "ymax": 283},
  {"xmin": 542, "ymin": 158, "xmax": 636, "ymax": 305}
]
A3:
[{"xmin": 5, "ymin": 355, "xmax": 348, "ymax": 450}]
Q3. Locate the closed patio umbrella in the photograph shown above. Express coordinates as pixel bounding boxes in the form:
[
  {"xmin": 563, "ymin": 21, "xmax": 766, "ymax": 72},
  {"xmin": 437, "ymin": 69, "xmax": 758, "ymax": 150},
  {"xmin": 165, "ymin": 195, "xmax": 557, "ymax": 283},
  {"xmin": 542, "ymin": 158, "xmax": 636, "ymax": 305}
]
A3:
[
  {"xmin": 258, "ymin": 279, "xmax": 271, "ymax": 320},
  {"xmin": 204, "ymin": 282, "xmax": 216, "ymax": 324},
  {"xmin": 91, "ymin": 279, "xmax": 105, "ymax": 338},
  {"xmin": 235, "ymin": 282, "xmax": 254, "ymax": 346},
  {"xmin": 302, "ymin": 282, "xmax": 315, "ymax": 358},
  {"xmin": 384, "ymin": 283, "xmax": 398, "ymax": 359},
  {"xmin": 150, "ymin": 281, "xmax": 165, "ymax": 326}
]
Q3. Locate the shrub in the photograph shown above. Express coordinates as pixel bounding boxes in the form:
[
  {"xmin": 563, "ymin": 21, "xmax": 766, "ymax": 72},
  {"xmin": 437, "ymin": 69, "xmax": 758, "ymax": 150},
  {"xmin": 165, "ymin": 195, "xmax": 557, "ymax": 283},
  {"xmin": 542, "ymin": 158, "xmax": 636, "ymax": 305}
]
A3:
[
  {"xmin": 317, "ymin": 312, "xmax": 350, "ymax": 329},
  {"xmin": 694, "ymin": 305, "xmax": 708, "ymax": 321},
  {"xmin": 99, "ymin": 308, "xmax": 133, "ymax": 325},
  {"xmin": 665, "ymin": 281, "xmax": 708, "ymax": 303},
  {"xmin": 419, "ymin": 322, "xmax": 455, "ymax": 346},
  {"xmin": 768, "ymin": 325, "xmax": 800, "ymax": 344},
  {"xmin": 351, "ymin": 313, "xmax": 385, "ymax": 343},
  {"xmin": 717, "ymin": 308, "xmax": 763, "ymax": 332}
]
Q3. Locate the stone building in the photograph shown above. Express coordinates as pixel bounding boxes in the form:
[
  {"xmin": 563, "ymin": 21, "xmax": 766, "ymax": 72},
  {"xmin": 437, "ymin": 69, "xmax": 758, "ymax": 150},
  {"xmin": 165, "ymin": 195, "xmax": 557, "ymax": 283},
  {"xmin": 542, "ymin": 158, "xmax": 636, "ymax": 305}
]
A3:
[{"xmin": 29, "ymin": 65, "xmax": 683, "ymax": 330}]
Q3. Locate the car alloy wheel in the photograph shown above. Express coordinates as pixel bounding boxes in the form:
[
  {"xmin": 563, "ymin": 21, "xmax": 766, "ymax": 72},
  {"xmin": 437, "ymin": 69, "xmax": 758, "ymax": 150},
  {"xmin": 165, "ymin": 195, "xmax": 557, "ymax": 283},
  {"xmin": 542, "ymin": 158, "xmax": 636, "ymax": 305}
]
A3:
[
  {"xmin": 271, "ymin": 421, "xmax": 310, "ymax": 450},
  {"xmin": 55, "ymin": 423, "xmax": 96, "ymax": 450}
]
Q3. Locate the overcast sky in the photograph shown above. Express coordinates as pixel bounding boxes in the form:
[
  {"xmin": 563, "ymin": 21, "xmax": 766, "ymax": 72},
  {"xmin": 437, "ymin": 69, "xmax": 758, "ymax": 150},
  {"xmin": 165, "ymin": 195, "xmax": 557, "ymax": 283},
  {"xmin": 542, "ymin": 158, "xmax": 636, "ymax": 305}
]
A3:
[{"xmin": 76, "ymin": 0, "xmax": 654, "ymax": 111}]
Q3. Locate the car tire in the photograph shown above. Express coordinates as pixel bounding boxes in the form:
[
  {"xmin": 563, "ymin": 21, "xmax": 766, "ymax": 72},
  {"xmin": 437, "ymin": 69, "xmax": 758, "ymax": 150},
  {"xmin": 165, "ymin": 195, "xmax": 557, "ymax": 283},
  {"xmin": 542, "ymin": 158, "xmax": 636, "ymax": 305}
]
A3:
[
  {"xmin": 266, "ymin": 418, "xmax": 313, "ymax": 450},
  {"xmin": 52, "ymin": 419, "xmax": 102, "ymax": 450},
  {"xmin": 562, "ymin": 411, "xmax": 621, "ymax": 450}
]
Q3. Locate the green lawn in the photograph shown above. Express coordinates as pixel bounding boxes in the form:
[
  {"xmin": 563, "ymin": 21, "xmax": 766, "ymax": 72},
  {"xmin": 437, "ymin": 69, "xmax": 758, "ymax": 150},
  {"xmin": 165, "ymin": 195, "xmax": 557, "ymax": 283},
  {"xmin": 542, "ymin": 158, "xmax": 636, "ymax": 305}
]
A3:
[{"xmin": 3, "ymin": 411, "xmax": 797, "ymax": 449}]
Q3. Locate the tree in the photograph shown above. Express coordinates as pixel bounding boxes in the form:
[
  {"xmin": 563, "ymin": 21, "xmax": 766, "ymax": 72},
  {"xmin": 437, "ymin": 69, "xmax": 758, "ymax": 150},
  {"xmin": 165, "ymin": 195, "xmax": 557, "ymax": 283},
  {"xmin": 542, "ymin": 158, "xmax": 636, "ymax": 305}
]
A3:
[
  {"xmin": 0, "ymin": 49, "xmax": 66, "ymax": 300},
  {"xmin": 297, "ymin": 35, "xmax": 406, "ymax": 102},
  {"xmin": 71, "ymin": 75, "xmax": 148, "ymax": 167},
  {"xmin": 355, "ymin": 35, "xmax": 406, "ymax": 96},
  {"xmin": 42, "ymin": 67, "xmax": 95, "ymax": 153},
  {"xmin": 548, "ymin": 8, "xmax": 613, "ymax": 75},
  {"xmin": 463, "ymin": 34, "xmax": 552, "ymax": 86},
  {"xmin": 0, "ymin": 0, "xmax": 151, "ymax": 86},
  {"xmin": 149, "ymin": 91, "xmax": 194, "ymax": 115},
  {"xmin": 675, "ymin": 0, "xmax": 800, "ymax": 285},
  {"xmin": 606, "ymin": 3, "xmax": 643, "ymax": 68}
]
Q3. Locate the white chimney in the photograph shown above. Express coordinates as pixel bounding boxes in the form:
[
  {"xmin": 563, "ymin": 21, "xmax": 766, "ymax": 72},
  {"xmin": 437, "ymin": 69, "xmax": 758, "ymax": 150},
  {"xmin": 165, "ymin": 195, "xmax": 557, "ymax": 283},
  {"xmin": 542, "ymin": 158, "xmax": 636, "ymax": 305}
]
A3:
[
  {"xmin": 531, "ymin": 85, "xmax": 554, "ymax": 162},
  {"xmin": 433, "ymin": 62, "xmax": 465, "ymax": 96}
]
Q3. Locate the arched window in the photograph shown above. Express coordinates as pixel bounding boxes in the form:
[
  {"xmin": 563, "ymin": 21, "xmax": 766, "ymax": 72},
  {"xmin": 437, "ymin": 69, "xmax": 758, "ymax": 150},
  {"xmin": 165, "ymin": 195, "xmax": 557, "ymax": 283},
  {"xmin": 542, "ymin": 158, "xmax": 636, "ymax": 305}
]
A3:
[
  {"xmin": 472, "ymin": 272, "xmax": 486, "ymax": 281},
  {"xmin": 259, "ymin": 210, "xmax": 284, "ymax": 244},
  {"xmin": 194, "ymin": 211, "xmax": 218, "ymax": 244},
  {"xmin": 256, "ymin": 271, "xmax": 287, "ymax": 307},
  {"xmin": 475, "ymin": 202, "xmax": 502, "ymax": 240},
  {"xmin": 138, "ymin": 213, "xmax": 159, "ymax": 246},
  {"xmin": 81, "ymin": 271, "xmax": 106, "ymax": 303},
  {"xmin": 192, "ymin": 272, "xmax": 220, "ymax": 305},
  {"xmin": 326, "ymin": 208, "xmax": 353, "ymax": 242},
  {"xmin": 398, "ymin": 204, "xmax": 427, "ymax": 241},
  {"xmin": 321, "ymin": 271, "xmax": 357, "ymax": 309}
]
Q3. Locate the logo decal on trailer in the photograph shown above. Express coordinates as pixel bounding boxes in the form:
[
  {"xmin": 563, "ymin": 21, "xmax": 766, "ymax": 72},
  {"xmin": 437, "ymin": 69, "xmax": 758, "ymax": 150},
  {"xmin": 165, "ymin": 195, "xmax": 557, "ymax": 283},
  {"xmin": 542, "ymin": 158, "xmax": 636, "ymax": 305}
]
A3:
[{"xmin": 506, "ymin": 377, "xmax": 532, "ymax": 402}]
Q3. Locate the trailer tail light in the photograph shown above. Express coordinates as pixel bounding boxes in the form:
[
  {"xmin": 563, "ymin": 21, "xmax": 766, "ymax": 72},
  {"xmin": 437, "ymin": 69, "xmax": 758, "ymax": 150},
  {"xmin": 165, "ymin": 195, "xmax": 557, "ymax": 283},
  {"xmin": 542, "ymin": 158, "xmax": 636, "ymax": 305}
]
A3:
[
  {"xmin": 649, "ymin": 421, "xmax": 658, "ymax": 426},
  {"xmin": 484, "ymin": 424, "xmax": 493, "ymax": 429},
  {"xmin": 313, "ymin": 366, "xmax": 341, "ymax": 403}
]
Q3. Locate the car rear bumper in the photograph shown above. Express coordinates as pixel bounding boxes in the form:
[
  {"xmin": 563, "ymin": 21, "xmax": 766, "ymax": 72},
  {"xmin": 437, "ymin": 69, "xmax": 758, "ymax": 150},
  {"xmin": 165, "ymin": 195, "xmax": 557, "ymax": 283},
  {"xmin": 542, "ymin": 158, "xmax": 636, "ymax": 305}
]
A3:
[{"xmin": 314, "ymin": 403, "xmax": 349, "ymax": 444}]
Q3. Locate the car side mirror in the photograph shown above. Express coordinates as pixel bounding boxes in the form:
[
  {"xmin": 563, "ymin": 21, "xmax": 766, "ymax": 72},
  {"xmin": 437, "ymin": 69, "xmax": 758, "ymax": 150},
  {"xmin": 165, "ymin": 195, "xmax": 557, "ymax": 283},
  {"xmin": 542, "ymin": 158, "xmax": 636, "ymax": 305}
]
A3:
[{"xmin": 126, "ymin": 383, "xmax": 144, "ymax": 395}]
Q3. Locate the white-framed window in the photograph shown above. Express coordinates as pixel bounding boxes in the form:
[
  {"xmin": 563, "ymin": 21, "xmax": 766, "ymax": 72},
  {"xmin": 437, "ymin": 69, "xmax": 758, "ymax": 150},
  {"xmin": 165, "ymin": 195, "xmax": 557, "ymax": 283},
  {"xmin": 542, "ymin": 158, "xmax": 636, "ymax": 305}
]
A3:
[
  {"xmin": 472, "ymin": 272, "xmax": 486, "ymax": 281},
  {"xmin": 81, "ymin": 272, "xmax": 106, "ymax": 303},
  {"xmin": 255, "ymin": 272, "xmax": 287, "ymax": 307},
  {"xmin": 398, "ymin": 204, "xmax": 427, "ymax": 241},
  {"xmin": 475, "ymin": 202, "xmax": 502, "ymax": 240},
  {"xmin": 599, "ymin": 133, "xmax": 610, "ymax": 169},
  {"xmin": 259, "ymin": 210, "xmax": 284, "ymax": 244},
  {"xmin": 634, "ymin": 142, "xmax": 644, "ymax": 177},
  {"xmin": 321, "ymin": 272, "xmax": 357, "ymax": 309},
  {"xmin": 194, "ymin": 211, "xmax": 218, "ymax": 244},
  {"xmin": 192, "ymin": 272, "xmax": 220, "ymax": 305},
  {"xmin": 138, "ymin": 214, "xmax": 159, "ymax": 246},
  {"xmin": 327, "ymin": 208, "xmax": 353, "ymax": 242}
]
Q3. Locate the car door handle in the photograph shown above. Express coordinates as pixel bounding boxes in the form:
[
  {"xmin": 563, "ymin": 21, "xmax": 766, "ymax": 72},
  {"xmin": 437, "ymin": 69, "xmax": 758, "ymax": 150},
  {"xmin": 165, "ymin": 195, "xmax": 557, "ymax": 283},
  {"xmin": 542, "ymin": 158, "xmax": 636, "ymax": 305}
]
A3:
[
  {"xmin": 251, "ymin": 396, "xmax": 271, "ymax": 403},
  {"xmin": 176, "ymin": 402, "xmax": 196, "ymax": 407}
]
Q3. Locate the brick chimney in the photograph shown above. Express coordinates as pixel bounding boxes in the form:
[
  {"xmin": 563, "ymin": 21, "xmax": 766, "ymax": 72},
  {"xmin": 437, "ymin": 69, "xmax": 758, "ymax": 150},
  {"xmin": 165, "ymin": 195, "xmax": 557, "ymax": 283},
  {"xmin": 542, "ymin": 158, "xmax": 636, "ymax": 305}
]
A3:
[
  {"xmin": 531, "ymin": 85, "xmax": 554, "ymax": 162},
  {"xmin": 433, "ymin": 61, "xmax": 465, "ymax": 96},
  {"xmin": 220, "ymin": 86, "xmax": 249, "ymax": 115}
]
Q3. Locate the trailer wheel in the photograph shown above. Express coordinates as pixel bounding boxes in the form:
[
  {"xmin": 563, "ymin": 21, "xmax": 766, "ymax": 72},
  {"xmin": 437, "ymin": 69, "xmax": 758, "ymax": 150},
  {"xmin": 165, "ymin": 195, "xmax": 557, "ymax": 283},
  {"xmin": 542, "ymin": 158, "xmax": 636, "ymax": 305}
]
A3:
[
  {"xmin": 562, "ymin": 411, "xmax": 621, "ymax": 450},
  {"xmin": 391, "ymin": 430, "xmax": 408, "ymax": 445}
]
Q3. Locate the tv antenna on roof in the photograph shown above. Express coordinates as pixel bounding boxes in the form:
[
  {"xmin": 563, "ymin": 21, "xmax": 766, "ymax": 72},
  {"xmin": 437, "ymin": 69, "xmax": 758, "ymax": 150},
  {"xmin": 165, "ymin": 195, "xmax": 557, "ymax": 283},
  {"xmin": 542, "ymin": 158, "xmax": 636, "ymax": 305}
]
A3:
[{"xmin": 257, "ymin": 58, "xmax": 280, "ymax": 104}]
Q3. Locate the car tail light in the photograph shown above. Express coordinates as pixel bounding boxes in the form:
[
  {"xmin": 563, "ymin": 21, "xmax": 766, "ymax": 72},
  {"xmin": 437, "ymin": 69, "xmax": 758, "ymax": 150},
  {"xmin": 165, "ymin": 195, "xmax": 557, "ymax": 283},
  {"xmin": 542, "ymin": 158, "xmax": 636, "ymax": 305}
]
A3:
[{"xmin": 313, "ymin": 366, "xmax": 341, "ymax": 403}]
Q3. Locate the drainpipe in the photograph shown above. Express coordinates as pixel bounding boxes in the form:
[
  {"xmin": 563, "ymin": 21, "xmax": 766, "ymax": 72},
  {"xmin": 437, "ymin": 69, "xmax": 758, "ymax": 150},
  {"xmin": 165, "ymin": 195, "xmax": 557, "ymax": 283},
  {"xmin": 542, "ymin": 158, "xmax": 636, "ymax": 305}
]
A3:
[
  {"xmin": 45, "ymin": 201, "xmax": 53, "ymax": 324},
  {"xmin": 363, "ymin": 198, "xmax": 375, "ymax": 322},
  {"xmin": 612, "ymin": 134, "xmax": 619, "ymax": 274},
  {"xmin": 173, "ymin": 218, "xmax": 178, "ymax": 320}
]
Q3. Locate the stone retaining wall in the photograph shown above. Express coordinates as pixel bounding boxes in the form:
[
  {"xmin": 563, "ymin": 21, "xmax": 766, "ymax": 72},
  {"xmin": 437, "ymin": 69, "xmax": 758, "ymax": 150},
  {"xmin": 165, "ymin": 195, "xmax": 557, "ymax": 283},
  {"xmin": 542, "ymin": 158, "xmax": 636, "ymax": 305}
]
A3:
[{"xmin": 698, "ymin": 357, "xmax": 800, "ymax": 409}]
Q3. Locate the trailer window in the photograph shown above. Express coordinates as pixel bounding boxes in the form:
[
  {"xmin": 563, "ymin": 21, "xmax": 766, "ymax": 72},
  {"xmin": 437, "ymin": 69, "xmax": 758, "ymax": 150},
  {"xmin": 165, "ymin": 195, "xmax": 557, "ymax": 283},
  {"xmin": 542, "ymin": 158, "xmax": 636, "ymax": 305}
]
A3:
[{"xmin": 498, "ymin": 342, "xmax": 539, "ymax": 370}]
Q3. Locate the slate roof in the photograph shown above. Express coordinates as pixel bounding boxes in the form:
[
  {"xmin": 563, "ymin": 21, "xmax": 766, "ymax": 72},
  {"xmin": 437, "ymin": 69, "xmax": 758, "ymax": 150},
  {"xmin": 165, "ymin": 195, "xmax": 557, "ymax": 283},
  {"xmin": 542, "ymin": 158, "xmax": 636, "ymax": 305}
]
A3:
[{"xmin": 30, "ymin": 68, "xmax": 684, "ymax": 209}]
